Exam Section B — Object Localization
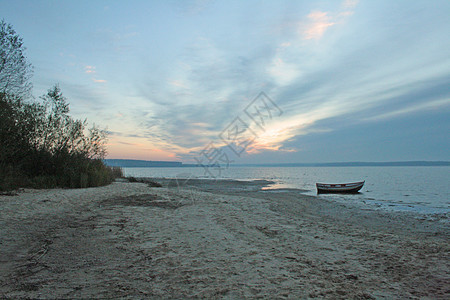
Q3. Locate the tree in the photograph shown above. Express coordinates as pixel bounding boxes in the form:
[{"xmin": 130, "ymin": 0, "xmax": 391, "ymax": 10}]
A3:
[
  {"xmin": 0, "ymin": 20, "xmax": 118, "ymax": 190},
  {"xmin": 1, "ymin": 86, "xmax": 112, "ymax": 190},
  {"xmin": 37, "ymin": 85, "xmax": 108, "ymax": 159},
  {"xmin": 0, "ymin": 92, "xmax": 41, "ymax": 165},
  {"xmin": 0, "ymin": 20, "xmax": 33, "ymax": 98}
]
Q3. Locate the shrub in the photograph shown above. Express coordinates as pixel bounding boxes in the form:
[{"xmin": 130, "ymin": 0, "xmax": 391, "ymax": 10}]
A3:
[
  {"xmin": 110, "ymin": 166, "xmax": 124, "ymax": 179},
  {"xmin": 31, "ymin": 175, "xmax": 58, "ymax": 189},
  {"xmin": 127, "ymin": 176, "xmax": 138, "ymax": 182},
  {"xmin": 0, "ymin": 90, "xmax": 122, "ymax": 191},
  {"xmin": 0, "ymin": 166, "xmax": 30, "ymax": 191},
  {"xmin": 125, "ymin": 176, "xmax": 162, "ymax": 187},
  {"xmin": 147, "ymin": 180, "xmax": 162, "ymax": 187}
]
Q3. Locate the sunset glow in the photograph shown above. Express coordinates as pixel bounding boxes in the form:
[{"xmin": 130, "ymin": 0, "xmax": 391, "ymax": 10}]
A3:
[{"xmin": 2, "ymin": 0, "xmax": 449, "ymax": 163}]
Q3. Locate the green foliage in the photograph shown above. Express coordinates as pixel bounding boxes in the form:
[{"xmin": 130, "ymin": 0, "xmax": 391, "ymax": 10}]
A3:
[
  {"xmin": 0, "ymin": 165, "xmax": 30, "ymax": 191},
  {"xmin": 0, "ymin": 90, "xmax": 121, "ymax": 191},
  {"xmin": 0, "ymin": 19, "xmax": 33, "ymax": 98},
  {"xmin": 110, "ymin": 166, "xmax": 124, "ymax": 179},
  {"xmin": 34, "ymin": 85, "xmax": 108, "ymax": 159},
  {"xmin": 0, "ymin": 21, "xmax": 121, "ymax": 191}
]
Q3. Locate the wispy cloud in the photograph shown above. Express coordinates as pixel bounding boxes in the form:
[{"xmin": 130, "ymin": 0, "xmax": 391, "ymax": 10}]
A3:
[
  {"xmin": 128, "ymin": 3, "xmax": 361, "ymax": 159},
  {"xmin": 169, "ymin": 80, "xmax": 189, "ymax": 89},
  {"xmin": 84, "ymin": 65, "xmax": 106, "ymax": 83},
  {"xmin": 268, "ymin": 57, "xmax": 301, "ymax": 86},
  {"xmin": 343, "ymin": 0, "xmax": 359, "ymax": 9},
  {"xmin": 85, "ymin": 65, "xmax": 96, "ymax": 74},
  {"xmin": 296, "ymin": 0, "xmax": 359, "ymax": 41},
  {"xmin": 172, "ymin": 0, "xmax": 212, "ymax": 15},
  {"xmin": 101, "ymin": 0, "xmax": 449, "ymax": 162},
  {"xmin": 364, "ymin": 98, "xmax": 450, "ymax": 122},
  {"xmin": 302, "ymin": 11, "xmax": 336, "ymax": 40}
]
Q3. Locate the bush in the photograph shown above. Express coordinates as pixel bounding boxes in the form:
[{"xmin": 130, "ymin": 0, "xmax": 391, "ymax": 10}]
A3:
[
  {"xmin": 110, "ymin": 166, "xmax": 124, "ymax": 179},
  {"xmin": 0, "ymin": 90, "xmax": 122, "ymax": 191},
  {"xmin": 0, "ymin": 166, "xmax": 30, "ymax": 191},
  {"xmin": 127, "ymin": 176, "xmax": 138, "ymax": 182},
  {"xmin": 31, "ymin": 175, "xmax": 58, "ymax": 189}
]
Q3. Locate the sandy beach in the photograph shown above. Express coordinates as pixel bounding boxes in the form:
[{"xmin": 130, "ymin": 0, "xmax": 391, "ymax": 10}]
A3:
[{"xmin": 0, "ymin": 179, "xmax": 448, "ymax": 299}]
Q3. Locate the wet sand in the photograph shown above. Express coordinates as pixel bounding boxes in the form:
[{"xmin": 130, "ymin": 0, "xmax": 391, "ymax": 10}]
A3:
[{"xmin": 0, "ymin": 179, "xmax": 448, "ymax": 299}]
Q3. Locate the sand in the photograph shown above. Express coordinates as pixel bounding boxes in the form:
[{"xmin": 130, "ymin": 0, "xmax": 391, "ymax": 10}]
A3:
[{"xmin": 0, "ymin": 179, "xmax": 448, "ymax": 299}]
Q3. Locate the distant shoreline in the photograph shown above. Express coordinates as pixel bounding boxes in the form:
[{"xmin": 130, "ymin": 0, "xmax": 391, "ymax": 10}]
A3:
[{"xmin": 105, "ymin": 159, "xmax": 450, "ymax": 168}]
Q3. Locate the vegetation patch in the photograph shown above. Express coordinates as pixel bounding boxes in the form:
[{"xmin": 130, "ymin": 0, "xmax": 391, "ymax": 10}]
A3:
[
  {"xmin": 0, "ymin": 20, "xmax": 123, "ymax": 191},
  {"xmin": 126, "ymin": 177, "xmax": 163, "ymax": 187}
]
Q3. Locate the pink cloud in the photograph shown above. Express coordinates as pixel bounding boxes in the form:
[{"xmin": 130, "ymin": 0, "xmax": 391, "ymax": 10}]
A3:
[
  {"xmin": 300, "ymin": 1, "xmax": 358, "ymax": 40},
  {"xmin": 302, "ymin": 11, "xmax": 336, "ymax": 40}
]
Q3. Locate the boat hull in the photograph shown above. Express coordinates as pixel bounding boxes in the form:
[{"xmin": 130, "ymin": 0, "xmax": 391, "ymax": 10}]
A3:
[{"xmin": 316, "ymin": 181, "xmax": 365, "ymax": 194}]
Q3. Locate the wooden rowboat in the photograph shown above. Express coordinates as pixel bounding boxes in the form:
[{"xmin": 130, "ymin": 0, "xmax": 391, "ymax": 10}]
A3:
[{"xmin": 316, "ymin": 181, "xmax": 365, "ymax": 194}]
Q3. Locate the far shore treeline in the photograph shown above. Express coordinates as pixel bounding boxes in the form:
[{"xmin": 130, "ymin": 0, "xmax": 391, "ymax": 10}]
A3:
[
  {"xmin": 104, "ymin": 159, "xmax": 450, "ymax": 168},
  {"xmin": 0, "ymin": 20, "xmax": 122, "ymax": 191}
]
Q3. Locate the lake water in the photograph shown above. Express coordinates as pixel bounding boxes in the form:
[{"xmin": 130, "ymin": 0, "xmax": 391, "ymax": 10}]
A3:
[{"xmin": 124, "ymin": 166, "xmax": 450, "ymax": 214}]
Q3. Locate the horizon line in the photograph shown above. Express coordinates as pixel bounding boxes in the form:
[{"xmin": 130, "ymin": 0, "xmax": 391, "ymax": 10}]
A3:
[{"xmin": 104, "ymin": 159, "xmax": 450, "ymax": 167}]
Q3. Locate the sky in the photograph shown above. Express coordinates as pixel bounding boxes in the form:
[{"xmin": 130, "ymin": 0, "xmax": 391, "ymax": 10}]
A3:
[{"xmin": 1, "ymin": 0, "xmax": 449, "ymax": 164}]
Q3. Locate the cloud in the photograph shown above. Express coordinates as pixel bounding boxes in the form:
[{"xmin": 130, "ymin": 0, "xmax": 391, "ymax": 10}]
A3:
[
  {"xmin": 342, "ymin": 0, "xmax": 359, "ymax": 9},
  {"xmin": 85, "ymin": 65, "xmax": 96, "ymax": 74},
  {"xmin": 56, "ymin": 81, "xmax": 110, "ymax": 113},
  {"xmin": 295, "ymin": 0, "xmax": 358, "ymax": 40},
  {"xmin": 169, "ymin": 80, "xmax": 189, "ymax": 89},
  {"xmin": 106, "ymin": 131, "xmax": 146, "ymax": 139},
  {"xmin": 131, "ymin": 36, "xmax": 282, "ymax": 158},
  {"xmin": 269, "ymin": 68, "xmax": 450, "ymax": 158},
  {"xmin": 117, "ymin": 141, "xmax": 140, "ymax": 146},
  {"xmin": 91, "ymin": 28, "xmax": 139, "ymax": 54},
  {"xmin": 122, "ymin": 0, "xmax": 449, "ymax": 163},
  {"xmin": 363, "ymin": 98, "xmax": 450, "ymax": 122},
  {"xmin": 359, "ymin": 76, "xmax": 450, "ymax": 122},
  {"xmin": 92, "ymin": 78, "xmax": 107, "ymax": 83},
  {"xmin": 302, "ymin": 11, "xmax": 336, "ymax": 40},
  {"xmin": 268, "ymin": 57, "xmax": 301, "ymax": 86},
  {"xmin": 170, "ymin": 0, "xmax": 212, "ymax": 15},
  {"xmin": 84, "ymin": 65, "xmax": 106, "ymax": 84},
  {"xmin": 132, "ymin": 23, "xmax": 339, "ymax": 159}
]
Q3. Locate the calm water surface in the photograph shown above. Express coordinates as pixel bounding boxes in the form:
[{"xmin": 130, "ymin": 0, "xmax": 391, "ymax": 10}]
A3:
[{"xmin": 124, "ymin": 166, "xmax": 449, "ymax": 214}]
